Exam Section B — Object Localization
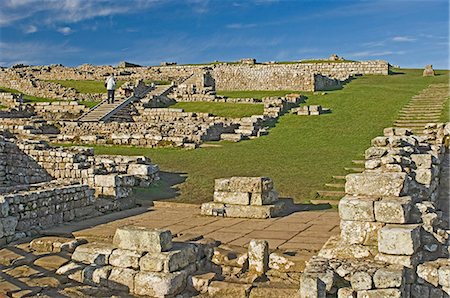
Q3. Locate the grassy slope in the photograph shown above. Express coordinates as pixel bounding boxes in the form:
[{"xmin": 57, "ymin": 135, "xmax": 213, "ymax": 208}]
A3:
[
  {"xmin": 170, "ymin": 102, "xmax": 264, "ymax": 118},
  {"xmin": 72, "ymin": 69, "xmax": 450, "ymax": 204},
  {"xmin": 0, "ymin": 86, "xmax": 58, "ymax": 102}
]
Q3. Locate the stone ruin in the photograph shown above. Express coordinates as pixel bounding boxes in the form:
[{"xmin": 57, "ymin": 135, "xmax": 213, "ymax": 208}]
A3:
[
  {"xmin": 0, "ymin": 134, "xmax": 159, "ymax": 245},
  {"xmin": 56, "ymin": 224, "xmax": 303, "ymax": 297},
  {"xmin": 293, "ymin": 105, "xmax": 330, "ymax": 116},
  {"xmin": 299, "ymin": 123, "xmax": 450, "ymax": 297},
  {"xmin": 423, "ymin": 65, "xmax": 435, "ymax": 77},
  {"xmin": 201, "ymin": 177, "xmax": 290, "ymax": 219}
]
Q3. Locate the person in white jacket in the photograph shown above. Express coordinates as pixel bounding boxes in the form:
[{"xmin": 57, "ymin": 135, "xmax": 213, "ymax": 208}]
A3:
[{"xmin": 105, "ymin": 75, "xmax": 116, "ymax": 104}]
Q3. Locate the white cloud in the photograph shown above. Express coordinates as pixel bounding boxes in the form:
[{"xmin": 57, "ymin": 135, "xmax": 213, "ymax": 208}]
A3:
[
  {"xmin": 0, "ymin": 0, "xmax": 160, "ymax": 27},
  {"xmin": 349, "ymin": 50, "xmax": 405, "ymax": 58},
  {"xmin": 226, "ymin": 23, "xmax": 257, "ymax": 29},
  {"xmin": 392, "ymin": 36, "xmax": 416, "ymax": 42},
  {"xmin": 57, "ymin": 26, "xmax": 73, "ymax": 35},
  {"xmin": 23, "ymin": 25, "xmax": 37, "ymax": 34}
]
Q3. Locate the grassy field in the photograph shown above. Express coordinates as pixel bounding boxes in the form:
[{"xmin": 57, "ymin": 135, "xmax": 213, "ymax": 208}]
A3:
[
  {"xmin": 217, "ymin": 90, "xmax": 301, "ymax": 99},
  {"xmin": 63, "ymin": 69, "xmax": 450, "ymax": 204},
  {"xmin": 170, "ymin": 102, "xmax": 264, "ymax": 118}
]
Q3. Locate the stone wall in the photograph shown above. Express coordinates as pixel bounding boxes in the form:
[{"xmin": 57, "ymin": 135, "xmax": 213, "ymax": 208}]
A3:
[
  {"xmin": 30, "ymin": 101, "xmax": 88, "ymax": 120},
  {"xmin": 299, "ymin": 123, "xmax": 450, "ymax": 297}
]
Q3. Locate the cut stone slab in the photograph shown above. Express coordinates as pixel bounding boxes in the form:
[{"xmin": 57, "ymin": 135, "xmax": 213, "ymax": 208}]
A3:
[
  {"xmin": 30, "ymin": 236, "xmax": 75, "ymax": 252},
  {"xmin": 378, "ymin": 224, "xmax": 421, "ymax": 255},
  {"xmin": 109, "ymin": 249, "xmax": 143, "ymax": 269},
  {"xmin": 373, "ymin": 266, "xmax": 404, "ymax": 288},
  {"xmin": 250, "ymin": 190, "xmax": 279, "ymax": 206},
  {"xmin": 72, "ymin": 242, "xmax": 115, "ymax": 266},
  {"xmin": 107, "ymin": 267, "xmax": 137, "ymax": 292},
  {"xmin": 340, "ymin": 220, "xmax": 382, "ymax": 246},
  {"xmin": 134, "ymin": 270, "xmax": 187, "ymax": 297},
  {"xmin": 214, "ymin": 191, "xmax": 250, "ymax": 205},
  {"xmin": 207, "ymin": 281, "xmax": 252, "ymax": 297},
  {"xmin": 338, "ymin": 196, "xmax": 377, "ymax": 221},
  {"xmin": 139, "ymin": 243, "xmax": 196, "ymax": 273},
  {"xmin": 215, "ymin": 177, "xmax": 273, "ymax": 193},
  {"xmin": 374, "ymin": 197, "xmax": 412, "ymax": 224},
  {"xmin": 299, "ymin": 273, "xmax": 326, "ymax": 298},
  {"xmin": 350, "ymin": 271, "xmax": 372, "ymax": 291},
  {"xmin": 345, "ymin": 172, "xmax": 410, "ymax": 197},
  {"xmin": 357, "ymin": 288, "xmax": 402, "ymax": 298},
  {"xmin": 201, "ymin": 200, "xmax": 287, "ymax": 219},
  {"xmin": 248, "ymin": 239, "xmax": 269, "ymax": 276},
  {"xmin": 113, "ymin": 226, "xmax": 172, "ymax": 253},
  {"xmin": 34, "ymin": 255, "xmax": 70, "ymax": 271}
]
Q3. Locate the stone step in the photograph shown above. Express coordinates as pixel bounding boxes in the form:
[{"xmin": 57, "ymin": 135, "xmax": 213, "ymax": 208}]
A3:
[
  {"xmin": 332, "ymin": 175, "xmax": 346, "ymax": 180},
  {"xmin": 344, "ymin": 167, "xmax": 364, "ymax": 173},
  {"xmin": 316, "ymin": 190, "xmax": 345, "ymax": 197},
  {"xmin": 395, "ymin": 119, "xmax": 438, "ymax": 123},
  {"xmin": 310, "ymin": 199, "xmax": 340, "ymax": 206}
]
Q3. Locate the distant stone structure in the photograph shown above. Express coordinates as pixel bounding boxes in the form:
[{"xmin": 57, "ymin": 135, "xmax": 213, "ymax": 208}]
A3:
[
  {"xmin": 201, "ymin": 177, "xmax": 289, "ymax": 218},
  {"xmin": 240, "ymin": 58, "xmax": 257, "ymax": 65},
  {"xmin": 423, "ymin": 64, "xmax": 435, "ymax": 76},
  {"xmin": 161, "ymin": 62, "xmax": 177, "ymax": 66},
  {"xmin": 117, "ymin": 61, "xmax": 141, "ymax": 68},
  {"xmin": 328, "ymin": 54, "xmax": 345, "ymax": 61},
  {"xmin": 293, "ymin": 105, "xmax": 329, "ymax": 115}
]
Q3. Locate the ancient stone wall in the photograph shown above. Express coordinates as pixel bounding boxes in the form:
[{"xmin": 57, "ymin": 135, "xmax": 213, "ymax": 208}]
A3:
[
  {"xmin": 31, "ymin": 101, "xmax": 88, "ymax": 120},
  {"xmin": 299, "ymin": 123, "xmax": 450, "ymax": 297}
]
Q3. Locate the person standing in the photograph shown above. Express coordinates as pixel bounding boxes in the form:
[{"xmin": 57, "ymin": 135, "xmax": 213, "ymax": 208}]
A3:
[{"xmin": 105, "ymin": 75, "xmax": 116, "ymax": 104}]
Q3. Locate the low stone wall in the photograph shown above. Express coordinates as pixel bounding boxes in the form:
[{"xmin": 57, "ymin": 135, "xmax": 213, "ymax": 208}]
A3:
[
  {"xmin": 299, "ymin": 123, "xmax": 450, "ymax": 297},
  {"xmin": 30, "ymin": 101, "xmax": 88, "ymax": 120},
  {"xmin": 0, "ymin": 182, "xmax": 95, "ymax": 245}
]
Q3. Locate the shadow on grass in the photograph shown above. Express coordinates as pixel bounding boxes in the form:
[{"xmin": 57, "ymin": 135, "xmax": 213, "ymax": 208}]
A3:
[
  {"xmin": 389, "ymin": 69, "xmax": 405, "ymax": 75},
  {"xmin": 131, "ymin": 171, "xmax": 188, "ymax": 203}
]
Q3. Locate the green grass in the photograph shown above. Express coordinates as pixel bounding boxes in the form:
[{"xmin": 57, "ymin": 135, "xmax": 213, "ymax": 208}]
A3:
[
  {"xmin": 78, "ymin": 100, "xmax": 101, "ymax": 108},
  {"xmin": 64, "ymin": 68, "xmax": 450, "ymax": 204},
  {"xmin": 170, "ymin": 102, "xmax": 264, "ymax": 118},
  {"xmin": 440, "ymin": 91, "xmax": 450, "ymax": 123},
  {"xmin": 217, "ymin": 90, "xmax": 302, "ymax": 99},
  {"xmin": 0, "ymin": 86, "xmax": 57, "ymax": 103}
]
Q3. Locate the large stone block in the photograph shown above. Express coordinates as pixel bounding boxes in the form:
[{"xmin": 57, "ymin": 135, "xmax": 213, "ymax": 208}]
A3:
[
  {"xmin": 109, "ymin": 249, "xmax": 143, "ymax": 269},
  {"xmin": 411, "ymin": 154, "xmax": 433, "ymax": 169},
  {"xmin": 201, "ymin": 200, "xmax": 287, "ymax": 219},
  {"xmin": 113, "ymin": 226, "xmax": 172, "ymax": 253},
  {"xmin": 374, "ymin": 197, "xmax": 412, "ymax": 224},
  {"xmin": 356, "ymin": 289, "xmax": 402, "ymax": 298},
  {"xmin": 378, "ymin": 224, "xmax": 421, "ymax": 255},
  {"xmin": 213, "ymin": 191, "xmax": 250, "ymax": 205},
  {"xmin": 350, "ymin": 271, "xmax": 372, "ymax": 291},
  {"xmin": 375, "ymin": 252, "xmax": 422, "ymax": 268},
  {"xmin": 340, "ymin": 220, "xmax": 383, "ymax": 246},
  {"xmin": 94, "ymin": 174, "xmax": 118, "ymax": 187},
  {"xmin": 373, "ymin": 266, "xmax": 404, "ymax": 288},
  {"xmin": 139, "ymin": 244, "xmax": 196, "ymax": 273},
  {"xmin": 345, "ymin": 172, "xmax": 410, "ymax": 197},
  {"xmin": 250, "ymin": 190, "xmax": 278, "ymax": 206},
  {"xmin": 72, "ymin": 242, "xmax": 115, "ymax": 265},
  {"xmin": 439, "ymin": 266, "xmax": 450, "ymax": 287},
  {"xmin": 248, "ymin": 239, "xmax": 269, "ymax": 276},
  {"xmin": 299, "ymin": 273, "xmax": 326, "ymax": 298},
  {"xmin": 127, "ymin": 164, "xmax": 159, "ymax": 176},
  {"xmin": 134, "ymin": 270, "xmax": 187, "ymax": 297},
  {"xmin": 339, "ymin": 196, "xmax": 377, "ymax": 221},
  {"xmin": 107, "ymin": 267, "xmax": 137, "ymax": 292},
  {"xmin": 215, "ymin": 177, "xmax": 273, "ymax": 193}
]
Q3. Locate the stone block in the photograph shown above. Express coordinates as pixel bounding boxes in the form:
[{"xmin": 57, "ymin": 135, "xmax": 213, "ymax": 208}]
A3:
[
  {"xmin": 134, "ymin": 270, "xmax": 187, "ymax": 297},
  {"xmin": 82, "ymin": 265, "xmax": 111, "ymax": 286},
  {"xmin": 339, "ymin": 196, "xmax": 377, "ymax": 221},
  {"xmin": 201, "ymin": 200, "xmax": 287, "ymax": 219},
  {"xmin": 139, "ymin": 243, "xmax": 196, "ymax": 273},
  {"xmin": 215, "ymin": 177, "xmax": 273, "ymax": 193},
  {"xmin": 113, "ymin": 226, "xmax": 172, "ymax": 253},
  {"xmin": 411, "ymin": 154, "xmax": 433, "ymax": 169},
  {"xmin": 375, "ymin": 252, "xmax": 422, "ymax": 268},
  {"xmin": 356, "ymin": 288, "xmax": 402, "ymax": 298},
  {"xmin": 351, "ymin": 271, "xmax": 372, "ymax": 291},
  {"xmin": 439, "ymin": 266, "xmax": 450, "ymax": 287},
  {"xmin": 189, "ymin": 272, "xmax": 216, "ymax": 294},
  {"xmin": 72, "ymin": 242, "xmax": 115, "ymax": 265},
  {"xmin": 208, "ymin": 281, "xmax": 252, "ymax": 297},
  {"xmin": 248, "ymin": 239, "xmax": 269, "ymax": 276},
  {"xmin": 127, "ymin": 164, "xmax": 159, "ymax": 176},
  {"xmin": 213, "ymin": 191, "xmax": 250, "ymax": 205},
  {"xmin": 378, "ymin": 224, "xmax": 421, "ymax": 255},
  {"xmin": 373, "ymin": 265, "xmax": 404, "ymax": 288},
  {"xmin": 250, "ymin": 190, "xmax": 279, "ymax": 206},
  {"xmin": 338, "ymin": 288, "xmax": 356, "ymax": 298},
  {"xmin": 299, "ymin": 273, "xmax": 326, "ymax": 298},
  {"xmin": 107, "ymin": 267, "xmax": 137, "ymax": 292},
  {"xmin": 415, "ymin": 169, "xmax": 433, "ymax": 185},
  {"xmin": 109, "ymin": 249, "xmax": 143, "ymax": 269},
  {"xmin": 374, "ymin": 197, "xmax": 412, "ymax": 223},
  {"xmin": 94, "ymin": 174, "xmax": 118, "ymax": 187},
  {"xmin": 340, "ymin": 220, "xmax": 383, "ymax": 246},
  {"xmin": 345, "ymin": 172, "xmax": 410, "ymax": 197}
]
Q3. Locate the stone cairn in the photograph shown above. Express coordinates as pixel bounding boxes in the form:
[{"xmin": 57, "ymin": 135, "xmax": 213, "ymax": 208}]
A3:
[
  {"xmin": 201, "ymin": 177, "xmax": 289, "ymax": 218},
  {"xmin": 423, "ymin": 65, "xmax": 435, "ymax": 77},
  {"xmin": 299, "ymin": 124, "xmax": 450, "ymax": 297}
]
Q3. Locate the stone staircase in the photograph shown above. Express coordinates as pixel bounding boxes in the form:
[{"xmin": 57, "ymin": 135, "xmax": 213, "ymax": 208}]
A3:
[
  {"xmin": 394, "ymin": 83, "xmax": 449, "ymax": 134},
  {"xmin": 312, "ymin": 83, "xmax": 449, "ymax": 205},
  {"xmin": 221, "ymin": 116, "xmax": 268, "ymax": 142}
]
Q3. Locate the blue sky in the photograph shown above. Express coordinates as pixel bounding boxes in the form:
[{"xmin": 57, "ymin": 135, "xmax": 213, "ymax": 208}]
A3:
[{"xmin": 0, "ymin": 0, "xmax": 448, "ymax": 68}]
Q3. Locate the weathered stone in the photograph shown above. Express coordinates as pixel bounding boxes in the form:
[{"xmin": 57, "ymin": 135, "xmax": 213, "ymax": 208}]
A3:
[
  {"xmin": 250, "ymin": 190, "xmax": 279, "ymax": 206},
  {"xmin": 411, "ymin": 154, "xmax": 433, "ymax": 169},
  {"xmin": 374, "ymin": 252, "xmax": 422, "ymax": 268},
  {"xmin": 423, "ymin": 64, "xmax": 435, "ymax": 76},
  {"xmin": 374, "ymin": 197, "xmax": 412, "ymax": 223},
  {"xmin": 345, "ymin": 172, "xmax": 410, "ymax": 197},
  {"xmin": 378, "ymin": 224, "xmax": 421, "ymax": 255},
  {"xmin": 438, "ymin": 266, "xmax": 450, "ymax": 287},
  {"xmin": 109, "ymin": 249, "xmax": 143, "ymax": 269},
  {"xmin": 82, "ymin": 265, "xmax": 111, "ymax": 285},
  {"xmin": 351, "ymin": 271, "xmax": 372, "ymax": 291},
  {"xmin": 139, "ymin": 243, "xmax": 196, "ymax": 273},
  {"xmin": 127, "ymin": 164, "xmax": 159, "ymax": 176},
  {"xmin": 107, "ymin": 267, "xmax": 137, "ymax": 292},
  {"xmin": 299, "ymin": 273, "xmax": 326, "ymax": 298},
  {"xmin": 72, "ymin": 242, "xmax": 115, "ymax": 265},
  {"xmin": 189, "ymin": 272, "xmax": 215, "ymax": 294},
  {"xmin": 357, "ymin": 288, "xmax": 402, "ymax": 298},
  {"xmin": 134, "ymin": 270, "xmax": 187, "ymax": 297},
  {"xmin": 113, "ymin": 226, "xmax": 172, "ymax": 252},
  {"xmin": 248, "ymin": 286, "xmax": 298, "ymax": 298},
  {"xmin": 215, "ymin": 177, "xmax": 273, "ymax": 193},
  {"xmin": 417, "ymin": 262, "xmax": 439, "ymax": 287},
  {"xmin": 339, "ymin": 196, "xmax": 377, "ymax": 221},
  {"xmin": 338, "ymin": 287, "xmax": 356, "ymax": 298},
  {"xmin": 248, "ymin": 239, "xmax": 269, "ymax": 276},
  {"xmin": 213, "ymin": 191, "xmax": 250, "ymax": 205},
  {"xmin": 340, "ymin": 220, "xmax": 383, "ymax": 245},
  {"xmin": 373, "ymin": 266, "xmax": 404, "ymax": 288},
  {"xmin": 411, "ymin": 284, "xmax": 430, "ymax": 298},
  {"xmin": 201, "ymin": 200, "xmax": 287, "ymax": 219},
  {"xmin": 208, "ymin": 281, "xmax": 252, "ymax": 297}
]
